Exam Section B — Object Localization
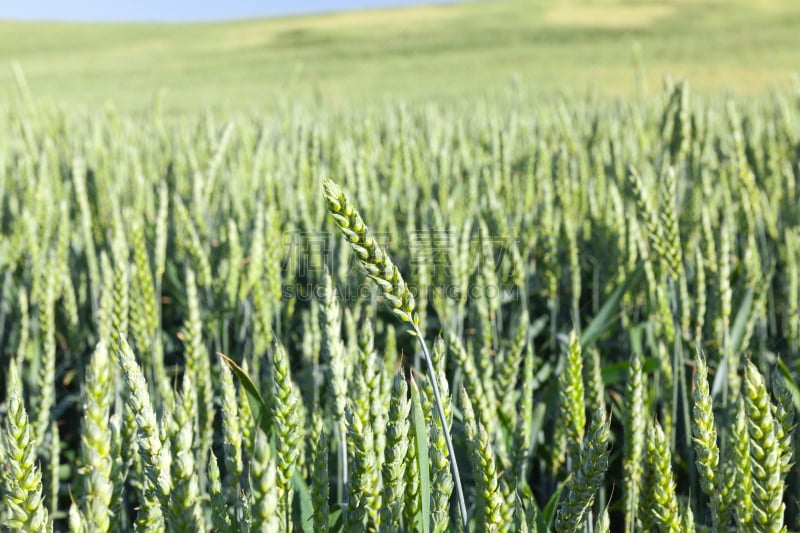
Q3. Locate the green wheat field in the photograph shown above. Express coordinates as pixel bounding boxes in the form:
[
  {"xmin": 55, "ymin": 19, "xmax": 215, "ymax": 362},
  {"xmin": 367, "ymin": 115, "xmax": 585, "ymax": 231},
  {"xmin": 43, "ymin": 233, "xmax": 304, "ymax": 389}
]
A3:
[{"xmin": 2, "ymin": 0, "xmax": 800, "ymax": 531}]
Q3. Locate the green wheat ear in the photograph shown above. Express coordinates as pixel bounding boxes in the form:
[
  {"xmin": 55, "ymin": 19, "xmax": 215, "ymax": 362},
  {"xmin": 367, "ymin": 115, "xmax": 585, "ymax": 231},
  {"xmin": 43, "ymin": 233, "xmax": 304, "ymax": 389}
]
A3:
[
  {"xmin": 692, "ymin": 351, "xmax": 721, "ymax": 527},
  {"xmin": 321, "ymin": 176, "xmax": 467, "ymax": 530},
  {"xmin": 321, "ymin": 177, "xmax": 416, "ymax": 325},
  {"xmin": 743, "ymin": 361, "xmax": 785, "ymax": 532},
  {"xmin": 2, "ymin": 359, "xmax": 51, "ymax": 532},
  {"xmin": 555, "ymin": 409, "xmax": 611, "ymax": 533}
]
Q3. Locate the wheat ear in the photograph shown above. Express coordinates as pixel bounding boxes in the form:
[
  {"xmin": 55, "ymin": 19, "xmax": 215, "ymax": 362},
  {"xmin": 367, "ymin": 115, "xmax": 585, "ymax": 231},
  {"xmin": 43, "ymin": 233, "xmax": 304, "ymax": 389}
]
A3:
[
  {"xmin": 555, "ymin": 409, "xmax": 611, "ymax": 533},
  {"xmin": 692, "ymin": 351, "xmax": 721, "ymax": 527}
]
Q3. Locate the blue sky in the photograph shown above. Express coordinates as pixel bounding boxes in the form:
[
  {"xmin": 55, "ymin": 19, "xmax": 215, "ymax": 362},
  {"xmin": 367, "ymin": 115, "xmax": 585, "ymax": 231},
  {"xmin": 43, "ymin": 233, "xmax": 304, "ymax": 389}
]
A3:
[{"xmin": 0, "ymin": 0, "xmax": 457, "ymax": 22}]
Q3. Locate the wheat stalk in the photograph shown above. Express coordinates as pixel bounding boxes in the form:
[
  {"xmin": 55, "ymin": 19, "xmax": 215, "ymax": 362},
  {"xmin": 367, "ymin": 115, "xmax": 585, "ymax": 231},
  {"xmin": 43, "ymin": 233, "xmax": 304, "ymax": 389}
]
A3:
[{"xmin": 322, "ymin": 176, "xmax": 468, "ymax": 529}]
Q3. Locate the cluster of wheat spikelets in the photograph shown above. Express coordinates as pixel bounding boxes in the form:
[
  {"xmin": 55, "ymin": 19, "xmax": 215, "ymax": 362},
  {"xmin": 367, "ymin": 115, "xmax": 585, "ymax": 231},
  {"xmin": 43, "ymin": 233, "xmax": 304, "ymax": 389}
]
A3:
[{"xmin": 1, "ymin": 77, "xmax": 800, "ymax": 531}]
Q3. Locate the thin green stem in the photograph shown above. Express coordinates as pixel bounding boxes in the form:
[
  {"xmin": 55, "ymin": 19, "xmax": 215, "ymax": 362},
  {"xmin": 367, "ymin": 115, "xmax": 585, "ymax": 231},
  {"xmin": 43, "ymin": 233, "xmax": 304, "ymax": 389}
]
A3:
[{"xmin": 412, "ymin": 320, "xmax": 468, "ymax": 531}]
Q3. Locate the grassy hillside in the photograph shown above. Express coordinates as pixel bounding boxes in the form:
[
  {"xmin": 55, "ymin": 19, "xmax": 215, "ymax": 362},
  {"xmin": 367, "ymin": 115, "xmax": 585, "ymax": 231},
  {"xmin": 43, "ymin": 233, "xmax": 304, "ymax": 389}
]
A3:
[{"xmin": 0, "ymin": 0, "xmax": 799, "ymax": 110}]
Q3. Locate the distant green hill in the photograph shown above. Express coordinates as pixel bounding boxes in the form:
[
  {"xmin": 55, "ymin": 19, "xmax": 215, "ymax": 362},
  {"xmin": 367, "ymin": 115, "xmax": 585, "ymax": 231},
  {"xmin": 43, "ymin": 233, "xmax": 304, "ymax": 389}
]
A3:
[{"xmin": 1, "ymin": 0, "xmax": 799, "ymax": 111}]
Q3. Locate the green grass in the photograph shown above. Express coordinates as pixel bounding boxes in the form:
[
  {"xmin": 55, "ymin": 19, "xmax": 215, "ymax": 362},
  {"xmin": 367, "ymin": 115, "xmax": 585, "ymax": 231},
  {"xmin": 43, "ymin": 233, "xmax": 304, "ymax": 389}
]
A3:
[{"xmin": 1, "ymin": 0, "xmax": 799, "ymax": 111}]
